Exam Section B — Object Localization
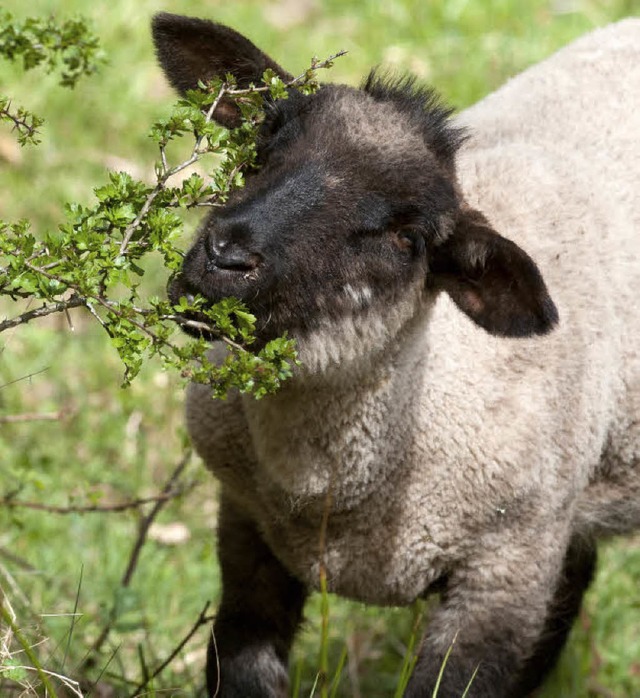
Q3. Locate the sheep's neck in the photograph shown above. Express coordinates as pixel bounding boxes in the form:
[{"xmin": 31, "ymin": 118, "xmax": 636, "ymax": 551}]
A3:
[{"xmin": 241, "ymin": 306, "xmax": 430, "ymax": 513}]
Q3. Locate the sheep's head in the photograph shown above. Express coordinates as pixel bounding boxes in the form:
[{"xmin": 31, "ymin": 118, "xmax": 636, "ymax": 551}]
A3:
[{"xmin": 153, "ymin": 13, "xmax": 558, "ymax": 359}]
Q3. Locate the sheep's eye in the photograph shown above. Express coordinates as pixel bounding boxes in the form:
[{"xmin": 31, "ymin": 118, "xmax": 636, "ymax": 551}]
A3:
[{"xmin": 390, "ymin": 229, "xmax": 416, "ymax": 252}]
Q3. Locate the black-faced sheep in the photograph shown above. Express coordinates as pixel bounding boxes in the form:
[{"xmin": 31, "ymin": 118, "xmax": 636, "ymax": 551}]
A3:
[{"xmin": 152, "ymin": 13, "xmax": 640, "ymax": 697}]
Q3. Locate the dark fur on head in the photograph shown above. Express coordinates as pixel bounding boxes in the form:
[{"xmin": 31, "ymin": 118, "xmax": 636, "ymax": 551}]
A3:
[
  {"xmin": 166, "ymin": 54, "xmax": 556, "ymax": 343},
  {"xmin": 363, "ymin": 71, "xmax": 468, "ymax": 167}
]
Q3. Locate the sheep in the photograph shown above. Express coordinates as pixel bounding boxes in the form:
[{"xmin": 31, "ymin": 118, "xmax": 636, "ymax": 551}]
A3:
[{"xmin": 151, "ymin": 13, "xmax": 640, "ymax": 698}]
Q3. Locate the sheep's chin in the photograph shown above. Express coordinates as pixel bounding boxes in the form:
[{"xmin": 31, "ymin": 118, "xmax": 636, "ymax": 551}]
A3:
[{"xmin": 293, "ymin": 285, "xmax": 431, "ymax": 377}]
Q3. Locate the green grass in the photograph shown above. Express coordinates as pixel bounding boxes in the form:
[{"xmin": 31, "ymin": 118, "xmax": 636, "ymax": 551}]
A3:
[{"xmin": 1, "ymin": 0, "xmax": 640, "ymax": 695}]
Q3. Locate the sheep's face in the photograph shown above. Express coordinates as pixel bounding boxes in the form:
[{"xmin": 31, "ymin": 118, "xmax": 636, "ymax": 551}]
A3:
[
  {"xmin": 169, "ymin": 83, "xmax": 463, "ymax": 344},
  {"xmin": 154, "ymin": 13, "xmax": 559, "ymax": 352}
]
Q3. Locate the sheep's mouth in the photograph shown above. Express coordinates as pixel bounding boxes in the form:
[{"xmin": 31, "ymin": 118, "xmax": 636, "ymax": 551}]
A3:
[
  {"xmin": 168, "ymin": 273, "xmax": 271, "ymax": 343},
  {"xmin": 167, "ymin": 276, "xmax": 221, "ymax": 340},
  {"xmin": 172, "ymin": 310, "xmax": 220, "ymax": 341}
]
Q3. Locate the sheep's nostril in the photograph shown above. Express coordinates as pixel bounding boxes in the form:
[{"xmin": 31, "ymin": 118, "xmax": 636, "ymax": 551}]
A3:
[{"xmin": 206, "ymin": 250, "xmax": 262, "ymax": 273}]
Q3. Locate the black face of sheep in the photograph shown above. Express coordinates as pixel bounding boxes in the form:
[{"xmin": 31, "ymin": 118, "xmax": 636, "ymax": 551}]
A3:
[{"xmin": 156, "ymin": 13, "xmax": 558, "ymax": 345}]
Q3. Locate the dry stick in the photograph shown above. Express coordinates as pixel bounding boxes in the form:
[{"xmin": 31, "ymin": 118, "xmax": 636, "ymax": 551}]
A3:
[
  {"xmin": 126, "ymin": 602, "xmax": 216, "ymax": 698},
  {"xmin": 0, "ymin": 366, "xmax": 49, "ymax": 390},
  {"xmin": 0, "ymin": 483, "xmax": 195, "ymax": 515},
  {"xmin": 0, "ymin": 295, "xmax": 85, "ymax": 333},
  {"xmin": 84, "ymin": 450, "xmax": 193, "ymax": 663},
  {"xmin": 0, "ymin": 411, "xmax": 64, "ymax": 424}
]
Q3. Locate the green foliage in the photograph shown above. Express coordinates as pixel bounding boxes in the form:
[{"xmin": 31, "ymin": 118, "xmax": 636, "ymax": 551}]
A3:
[
  {"xmin": 0, "ymin": 40, "xmax": 338, "ymax": 399},
  {"xmin": 0, "ymin": 12, "xmax": 103, "ymax": 145},
  {"xmin": 0, "ymin": 12, "xmax": 102, "ymax": 87}
]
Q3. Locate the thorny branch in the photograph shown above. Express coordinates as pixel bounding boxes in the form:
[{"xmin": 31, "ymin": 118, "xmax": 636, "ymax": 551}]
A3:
[
  {"xmin": 0, "ymin": 101, "xmax": 42, "ymax": 144},
  {"xmin": 0, "ymin": 294, "xmax": 84, "ymax": 332}
]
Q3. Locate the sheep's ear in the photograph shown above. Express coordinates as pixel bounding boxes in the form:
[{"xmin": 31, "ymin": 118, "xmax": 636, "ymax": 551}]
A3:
[
  {"xmin": 151, "ymin": 13, "xmax": 293, "ymax": 128},
  {"xmin": 429, "ymin": 209, "xmax": 558, "ymax": 337}
]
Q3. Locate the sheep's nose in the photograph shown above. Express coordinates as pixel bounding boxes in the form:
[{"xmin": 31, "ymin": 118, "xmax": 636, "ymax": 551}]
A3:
[{"xmin": 205, "ymin": 236, "xmax": 261, "ymax": 272}]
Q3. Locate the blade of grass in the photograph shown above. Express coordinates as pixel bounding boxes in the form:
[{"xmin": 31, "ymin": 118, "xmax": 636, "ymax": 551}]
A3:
[
  {"xmin": 394, "ymin": 600, "xmax": 425, "ymax": 698},
  {"xmin": 318, "ymin": 566, "xmax": 330, "ymax": 698},
  {"xmin": 431, "ymin": 632, "xmax": 458, "ymax": 698},
  {"xmin": 460, "ymin": 663, "xmax": 480, "ymax": 698},
  {"xmin": 329, "ymin": 646, "xmax": 348, "ymax": 698},
  {"xmin": 291, "ymin": 658, "xmax": 303, "ymax": 698},
  {"xmin": 62, "ymin": 565, "xmax": 83, "ymax": 672},
  {"xmin": 309, "ymin": 671, "xmax": 321, "ymax": 698}
]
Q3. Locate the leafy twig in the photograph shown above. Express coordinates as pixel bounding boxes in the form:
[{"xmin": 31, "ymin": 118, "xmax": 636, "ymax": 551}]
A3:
[
  {"xmin": 0, "ymin": 98, "xmax": 44, "ymax": 146},
  {"xmin": 1, "ymin": 49, "xmax": 345, "ymax": 398},
  {"xmin": 0, "ymin": 12, "xmax": 103, "ymax": 87}
]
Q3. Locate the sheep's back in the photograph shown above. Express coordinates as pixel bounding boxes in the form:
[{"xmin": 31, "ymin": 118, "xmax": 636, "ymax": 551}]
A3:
[{"xmin": 449, "ymin": 18, "xmax": 640, "ymax": 493}]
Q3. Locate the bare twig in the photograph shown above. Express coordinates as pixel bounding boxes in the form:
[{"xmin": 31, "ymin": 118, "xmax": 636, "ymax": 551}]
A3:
[
  {"xmin": 84, "ymin": 450, "xmax": 193, "ymax": 662},
  {"xmin": 122, "ymin": 451, "xmax": 192, "ymax": 587},
  {"xmin": 0, "ymin": 411, "xmax": 64, "ymax": 424},
  {"xmin": 0, "ymin": 295, "xmax": 85, "ymax": 333},
  {"xmin": 0, "ymin": 483, "xmax": 195, "ymax": 515},
  {"xmin": 127, "ymin": 602, "xmax": 215, "ymax": 698},
  {"xmin": 0, "ymin": 367, "xmax": 50, "ymax": 390}
]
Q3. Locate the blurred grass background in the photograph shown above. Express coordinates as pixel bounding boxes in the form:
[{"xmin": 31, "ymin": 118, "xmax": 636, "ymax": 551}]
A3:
[{"xmin": 1, "ymin": 0, "xmax": 639, "ymax": 695}]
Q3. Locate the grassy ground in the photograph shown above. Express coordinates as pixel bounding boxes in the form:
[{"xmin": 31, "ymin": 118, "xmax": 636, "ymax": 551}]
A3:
[{"xmin": 1, "ymin": 0, "xmax": 640, "ymax": 695}]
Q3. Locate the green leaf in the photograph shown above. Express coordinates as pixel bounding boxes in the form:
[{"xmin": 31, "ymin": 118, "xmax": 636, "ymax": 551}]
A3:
[{"xmin": 1, "ymin": 658, "xmax": 28, "ymax": 683}]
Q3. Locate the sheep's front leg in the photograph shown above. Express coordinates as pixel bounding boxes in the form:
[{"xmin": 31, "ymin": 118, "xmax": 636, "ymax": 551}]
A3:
[
  {"xmin": 207, "ymin": 495, "xmax": 307, "ymax": 698},
  {"xmin": 406, "ymin": 528, "xmax": 568, "ymax": 698}
]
